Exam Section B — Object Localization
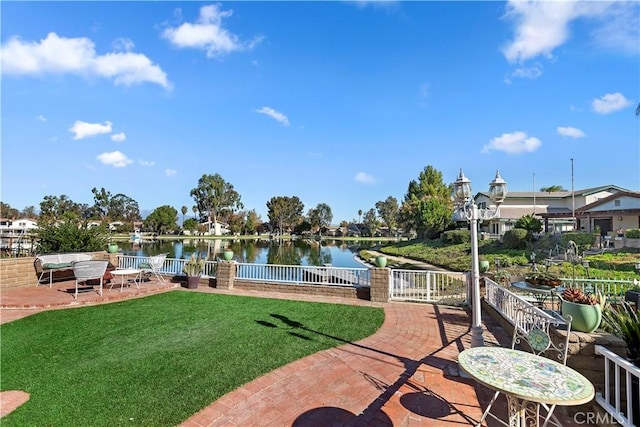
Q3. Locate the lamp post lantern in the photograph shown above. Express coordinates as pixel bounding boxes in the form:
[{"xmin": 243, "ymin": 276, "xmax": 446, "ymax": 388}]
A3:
[{"xmin": 452, "ymin": 169, "xmax": 507, "ymax": 348}]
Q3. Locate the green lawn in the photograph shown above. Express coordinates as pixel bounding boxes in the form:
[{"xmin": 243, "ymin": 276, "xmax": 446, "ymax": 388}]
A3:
[{"xmin": 0, "ymin": 292, "xmax": 384, "ymax": 426}]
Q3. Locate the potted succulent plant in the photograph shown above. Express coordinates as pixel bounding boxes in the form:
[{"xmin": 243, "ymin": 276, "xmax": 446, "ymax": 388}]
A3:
[
  {"xmin": 560, "ymin": 287, "xmax": 606, "ymax": 333},
  {"xmin": 182, "ymin": 254, "xmax": 205, "ymax": 289}
]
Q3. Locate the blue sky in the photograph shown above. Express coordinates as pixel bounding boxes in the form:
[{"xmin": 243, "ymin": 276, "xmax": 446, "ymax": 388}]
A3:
[{"xmin": 1, "ymin": 1, "xmax": 639, "ymax": 224}]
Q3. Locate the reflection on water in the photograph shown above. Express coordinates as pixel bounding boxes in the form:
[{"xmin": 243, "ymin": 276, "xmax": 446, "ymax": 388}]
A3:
[{"xmin": 121, "ymin": 239, "xmax": 382, "ymax": 268}]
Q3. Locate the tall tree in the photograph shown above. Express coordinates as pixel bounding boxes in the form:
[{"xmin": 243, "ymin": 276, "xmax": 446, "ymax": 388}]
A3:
[
  {"xmin": 266, "ymin": 196, "xmax": 304, "ymax": 234},
  {"xmin": 21, "ymin": 206, "xmax": 37, "ymax": 218},
  {"xmin": 244, "ymin": 209, "xmax": 261, "ymax": 235},
  {"xmin": 39, "ymin": 195, "xmax": 82, "ymax": 222},
  {"xmin": 307, "ymin": 203, "xmax": 333, "ymax": 236},
  {"xmin": 143, "ymin": 205, "xmax": 178, "ymax": 234},
  {"xmin": 91, "ymin": 187, "xmax": 112, "ymax": 222},
  {"xmin": 0, "ymin": 202, "xmax": 20, "ymax": 219},
  {"xmin": 399, "ymin": 165, "xmax": 452, "ymax": 239},
  {"xmin": 190, "ymin": 174, "xmax": 243, "ymax": 235},
  {"xmin": 108, "ymin": 193, "xmax": 140, "ymax": 230},
  {"xmin": 181, "ymin": 206, "xmax": 188, "ymax": 226},
  {"xmin": 357, "ymin": 209, "xmax": 363, "ymax": 224},
  {"xmin": 362, "ymin": 208, "xmax": 379, "ymax": 237},
  {"xmin": 540, "ymin": 185, "xmax": 566, "ymax": 192},
  {"xmin": 375, "ymin": 196, "xmax": 399, "ymax": 236}
]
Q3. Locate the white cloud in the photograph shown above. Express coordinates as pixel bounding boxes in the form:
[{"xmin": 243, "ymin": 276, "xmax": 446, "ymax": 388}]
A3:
[
  {"xmin": 255, "ymin": 106, "xmax": 290, "ymax": 126},
  {"xmin": 0, "ymin": 32, "xmax": 171, "ymax": 89},
  {"xmin": 35, "ymin": 114, "xmax": 47, "ymax": 122},
  {"xmin": 111, "ymin": 132, "xmax": 126, "ymax": 142},
  {"xmin": 354, "ymin": 171, "xmax": 376, "ymax": 184},
  {"xmin": 482, "ymin": 131, "xmax": 541, "ymax": 154},
  {"xmin": 510, "ymin": 63, "xmax": 542, "ymax": 80},
  {"xmin": 591, "ymin": 92, "xmax": 632, "ymax": 114},
  {"xmin": 139, "ymin": 160, "xmax": 155, "ymax": 167},
  {"xmin": 165, "ymin": 169, "xmax": 177, "ymax": 177},
  {"xmin": 97, "ymin": 151, "xmax": 133, "ymax": 168},
  {"xmin": 557, "ymin": 126, "xmax": 585, "ymax": 139},
  {"xmin": 162, "ymin": 4, "xmax": 263, "ymax": 58},
  {"xmin": 501, "ymin": 1, "xmax": 638, "ymax": 62},
  {"xmin": 112, "ymin": 37, "xmax": 134, "ymax": 52},
  {"xmin": 69, "ymin": 120, "xmax": 112, "ymax": 140}
]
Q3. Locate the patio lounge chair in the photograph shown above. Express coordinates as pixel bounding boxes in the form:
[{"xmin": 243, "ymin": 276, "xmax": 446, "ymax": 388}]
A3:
[
  {"xmin": 72, "ymin": 260, "xmax": 108, "ymax": 299},
  {"xmin": 478, "ymin": 306, "xmax": 572, "ymax": 427},
  {"xmin": 139, "ymin": 253, "xmax": 167, "ymax": 284}
]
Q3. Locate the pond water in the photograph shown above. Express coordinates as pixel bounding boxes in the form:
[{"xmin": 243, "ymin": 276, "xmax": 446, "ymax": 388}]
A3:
[{"xmin": 120, "ymin": 239, "xmax": 384, "ymax": 268}]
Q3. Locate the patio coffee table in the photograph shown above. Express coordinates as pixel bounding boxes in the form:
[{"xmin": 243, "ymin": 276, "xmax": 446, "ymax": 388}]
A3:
[
  {"xmin": 459, "ymin": 346, "xmax": 594, "ymax": 427},
  {"xmin": 110, "ymin": 269, "xmax": 142, "ymax": 293}
]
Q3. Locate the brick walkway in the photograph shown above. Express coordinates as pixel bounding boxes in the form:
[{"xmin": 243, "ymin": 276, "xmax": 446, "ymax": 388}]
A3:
[{"xmin": 1, "ymin": 280, "xmax": 582, "ymax": 426}]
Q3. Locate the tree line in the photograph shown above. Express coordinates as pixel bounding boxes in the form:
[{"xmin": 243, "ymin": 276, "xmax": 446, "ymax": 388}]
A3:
[{"xmin": 0, "ymin": 165, "xmax": 571, "ymax": 238}]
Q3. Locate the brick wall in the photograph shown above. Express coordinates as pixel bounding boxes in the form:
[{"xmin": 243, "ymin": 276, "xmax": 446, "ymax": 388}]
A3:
[
  {"xmin": 369, "ymin": 268, "xmax": 390, "ymax": 302},
  {"xmin": 0, "ymin": 257, "xmax": 37, "ymax": 288}
]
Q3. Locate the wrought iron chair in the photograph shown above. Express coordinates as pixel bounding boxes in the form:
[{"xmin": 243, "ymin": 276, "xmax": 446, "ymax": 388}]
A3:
[
  {"xmin": 139, "ymin": 253, "xmax": 167, "ymax": 284},
  {"xmin": 71, "ymin": 260, "xmax": 108, "ymax": 299},
  {"xmin": 478, "ymin": 306, "xmax": 572, "ymax": 427}
]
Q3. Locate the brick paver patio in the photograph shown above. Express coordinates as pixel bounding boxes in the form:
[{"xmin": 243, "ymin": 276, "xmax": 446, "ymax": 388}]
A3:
[{"xmin": 0, "ymin": 278, "xmax": 582, "ymax": 426}]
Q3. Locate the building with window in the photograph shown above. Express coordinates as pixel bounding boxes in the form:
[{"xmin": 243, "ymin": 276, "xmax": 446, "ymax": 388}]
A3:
[{"xmin": 474, "ymin": 185, "xmax": 639, "ymax": 236}]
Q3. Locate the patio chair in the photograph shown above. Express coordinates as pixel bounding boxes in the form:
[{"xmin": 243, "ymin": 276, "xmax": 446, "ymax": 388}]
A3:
[
  {"xmin": 72, "ymin": 260, "xmax": 108, "ymax": 299},
  {"xmin": 477, "ymin": 306, "xmax": 572, "ymax": 427},
  {"xmin": 139, "ymin": 253, "xmax": 167, "ymax": 284}
]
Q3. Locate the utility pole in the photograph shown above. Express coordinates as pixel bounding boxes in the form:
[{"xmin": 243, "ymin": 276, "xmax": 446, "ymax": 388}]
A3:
[
  {"xmin": 571, "ymin": 158, "xmax": 576, "ymax": 231},
  {"xmin": 533, "ymin": 172, "xmax": 536, "ymax": 215}
]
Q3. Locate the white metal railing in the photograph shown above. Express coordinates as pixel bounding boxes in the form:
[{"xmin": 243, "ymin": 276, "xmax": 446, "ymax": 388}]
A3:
[
  {"xmin": 484, "ymin": 278, "xmax": 561, "ymax": 326},
  {"xmin": 117, "ymin": 255, "xmax": 218, "ymax": 277},
  {"xmin": 595, "ymin": 345, "xmax": 640, "ymax": 427},
  {"xmin": 390, "ymin": 269, "xmax": 467, "ymax": 304},
  {"xmin": 235, "ymin": 263, "xmax": 370, "ymax": 287},
  {"xmin": 558, "ymin": 277, "xmax": 639, "ymax": 302}
]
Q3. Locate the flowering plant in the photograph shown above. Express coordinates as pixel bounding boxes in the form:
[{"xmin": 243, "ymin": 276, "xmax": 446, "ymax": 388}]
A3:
[{"xmin": 562, "ymin": 287, "xmax": 605, "ymax": 306}]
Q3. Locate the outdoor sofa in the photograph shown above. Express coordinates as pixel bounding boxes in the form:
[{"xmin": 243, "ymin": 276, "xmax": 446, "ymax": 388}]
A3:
[{"xmin": 35, "ymin": 253, "xmax": 93, "ymax": 287}]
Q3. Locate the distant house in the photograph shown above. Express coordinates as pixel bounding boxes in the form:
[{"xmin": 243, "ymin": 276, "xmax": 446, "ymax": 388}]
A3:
[
  {"xmin": 199, "ymin": 220, "xmax": 231, "ymax": 235},
  {"xmin": 473, "ymin": 185, "xmax": 639, "ymax": 236},
  {"xmin": 0, "ymin": 218, "xmax": 38, "ymax": 235}
]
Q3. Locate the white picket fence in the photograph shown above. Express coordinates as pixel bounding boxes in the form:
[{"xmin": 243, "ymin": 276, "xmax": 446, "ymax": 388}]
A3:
[
  {"xmin": 235, "ymin": 263, "xmax": 370, "ymax": 287},
  {"xmin": 595, "ymin": 345, "xmax": 640, "ymax": 427},
  {"xmin": 389, "ymin": 269, "xmax": 468, "ymax": 304},
  {"xmin": 117, "ymin": 255, "xmax": 218, "ymax": 277}
]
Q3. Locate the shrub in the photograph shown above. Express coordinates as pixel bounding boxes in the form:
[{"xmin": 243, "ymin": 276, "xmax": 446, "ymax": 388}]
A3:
[
  {"xmin": 625, "ymin": 228, "xmax": 640, "ymax": 239},
  {"xmin": 35, "ymin": 221, "xmax": 108, "ymax": 253},
  {"xmin": 560, "ymin": 232, "xmax": 595, "ymax": 251},
  {"xmin": 503, "ymin": 228, "xmax": 528, "ymax": 249},
  {"xmin": 440, "ymin": 229, "xmax": 471, "ymax": 244},
  {"xmin": 514, "ymin": 214, "xmax": 543, "ymax": 239}
]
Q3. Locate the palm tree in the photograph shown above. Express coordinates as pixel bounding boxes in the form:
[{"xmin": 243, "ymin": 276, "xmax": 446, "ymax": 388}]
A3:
[
  {"xmin": 358, "ymin": 209, "xmax": 363, "ymax": 224},
  {"xmin": 181, "ymin": 206, "xmax": 188, "ymax": 227}
]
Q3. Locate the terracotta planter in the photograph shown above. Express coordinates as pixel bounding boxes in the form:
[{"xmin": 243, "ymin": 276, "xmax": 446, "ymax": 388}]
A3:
[
  {"xmin": 223, "ymin": 250, "xmax": 234, "ymax": 261},
  {"xmin": 186, "ymin": 275, "xmax": 200, "ymax": 289},
  {"xmin": 375, "ymin": 256, "xmax": 387, "ymax": 268},
  {"xmin": 561, "ymin": 300, "xmax": 602, "ymax": 333}
]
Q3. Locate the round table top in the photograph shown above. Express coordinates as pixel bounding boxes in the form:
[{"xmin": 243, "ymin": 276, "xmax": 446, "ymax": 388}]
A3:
[
  {"xmin": 111, "ymin": 269, "xmax": 141, "ymax": 275},
  {"xmin": 458, "ymin": 347, "xmax": 594, "ymax": 405}
]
